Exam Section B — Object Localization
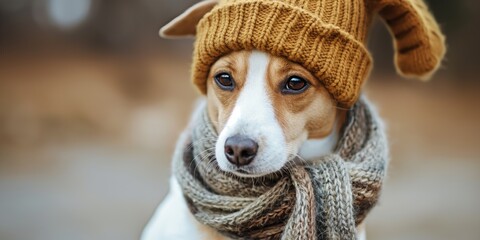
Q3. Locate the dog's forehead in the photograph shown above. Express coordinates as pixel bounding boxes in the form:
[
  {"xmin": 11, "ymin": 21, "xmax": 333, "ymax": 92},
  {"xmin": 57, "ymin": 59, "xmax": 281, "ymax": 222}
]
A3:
[
  {"xmin": 215, "ymin": 51, "xmax": 251, "ymax": 68},
  {"xmin": 213, "ymin": 51, "xmax": 290, "ymax": 84}
]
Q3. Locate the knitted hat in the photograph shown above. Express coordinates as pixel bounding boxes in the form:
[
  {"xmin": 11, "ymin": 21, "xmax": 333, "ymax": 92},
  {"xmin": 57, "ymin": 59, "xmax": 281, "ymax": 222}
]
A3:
[{"xmin": 161, "ymin": 0, "xmax": 446, "ymax": 107}]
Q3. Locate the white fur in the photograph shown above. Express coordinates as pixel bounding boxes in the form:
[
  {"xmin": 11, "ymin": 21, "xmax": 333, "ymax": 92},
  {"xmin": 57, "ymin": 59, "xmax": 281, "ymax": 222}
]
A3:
[
  {"xmin": 141, "ymin": 177, "xmax": 200, "ymax": 240},
  {"xmin": 215, "ymin": 51, "xmax": 287, "ymax": 176},
  {"xmin": 141, "ymin": 51, "xmax": 367, "ymax": 240},
  {"xmin": 299, "ymin": 123, "xmax": 339, "ymax": 160}
]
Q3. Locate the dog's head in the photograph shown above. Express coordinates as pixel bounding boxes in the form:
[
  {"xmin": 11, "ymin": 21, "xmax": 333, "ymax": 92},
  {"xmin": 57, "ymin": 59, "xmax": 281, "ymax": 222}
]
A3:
[
  {"xmin": 205, "ymin": 50, "xmax": 341, "ymax": 176},
  {"xmin": 160, "ymin": 0, "xmax": 445, "ymax": 176}
]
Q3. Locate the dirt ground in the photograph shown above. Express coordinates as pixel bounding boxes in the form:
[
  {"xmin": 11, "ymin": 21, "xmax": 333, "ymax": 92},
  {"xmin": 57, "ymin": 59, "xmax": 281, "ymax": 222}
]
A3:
[{"xmin": 0, "ymin": 51, "xmax": 479, "ymax": 240}]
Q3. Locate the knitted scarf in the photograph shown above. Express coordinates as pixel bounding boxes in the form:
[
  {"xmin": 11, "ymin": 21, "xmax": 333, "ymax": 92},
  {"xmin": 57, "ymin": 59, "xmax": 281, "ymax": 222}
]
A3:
[{"xmin": 173, "ymin": 98, "xmax": 388, "ymax": 240}]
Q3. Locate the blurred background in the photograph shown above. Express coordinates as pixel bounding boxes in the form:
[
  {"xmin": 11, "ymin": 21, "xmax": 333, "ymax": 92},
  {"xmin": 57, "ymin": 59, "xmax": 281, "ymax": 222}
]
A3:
[{"xmin": 0, "ymin": 0, "xmax": 479, "ymax": 239}]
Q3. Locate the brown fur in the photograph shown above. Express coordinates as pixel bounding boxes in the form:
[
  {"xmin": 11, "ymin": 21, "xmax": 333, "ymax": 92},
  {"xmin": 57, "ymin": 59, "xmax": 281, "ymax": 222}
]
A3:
[
  {"xmin": 207, "ymin": 50, "xmax": 345, "ymax": 146},
  {"xmin": 207, "ymin": 51, "xmax": 250, "ymax": 133},
  {"xmin": 202, "ymin": 50, "xmax": 347, "ymax": 240}
]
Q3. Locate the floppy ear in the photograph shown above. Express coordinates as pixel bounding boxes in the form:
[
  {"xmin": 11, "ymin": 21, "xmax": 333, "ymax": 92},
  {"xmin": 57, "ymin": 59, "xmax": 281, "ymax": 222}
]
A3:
[
  {"xmin": 160, "ymin": 0, "xmax": 218, "ymax": 39},
  {"xmin": 373, "ymin": 0, "xmax": 446, "ymax": 80}
]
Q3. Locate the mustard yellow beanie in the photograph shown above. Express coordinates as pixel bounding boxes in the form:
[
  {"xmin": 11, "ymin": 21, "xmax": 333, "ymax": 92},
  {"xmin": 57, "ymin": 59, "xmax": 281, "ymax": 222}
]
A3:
[{"xmin": 162, "ymin": 0, "xmax": 446, "ymax": 107}]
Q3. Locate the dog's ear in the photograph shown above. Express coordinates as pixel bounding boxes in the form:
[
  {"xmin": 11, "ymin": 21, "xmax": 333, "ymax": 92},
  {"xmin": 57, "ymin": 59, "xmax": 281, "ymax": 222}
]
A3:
[
  {"xmin": 372, "ymin": 0, "xmax": 446, "ymax": 80},
  {"xmin": 160, "ymin": 0, "xmax": 219, "ymax": 39}
]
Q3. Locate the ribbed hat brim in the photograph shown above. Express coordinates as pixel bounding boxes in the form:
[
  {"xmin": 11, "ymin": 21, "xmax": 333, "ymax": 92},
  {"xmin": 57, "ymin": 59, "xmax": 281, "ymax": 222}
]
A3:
[{"xmin": 193, "ymin": 1, "xmax": 373, "ymax": 107}]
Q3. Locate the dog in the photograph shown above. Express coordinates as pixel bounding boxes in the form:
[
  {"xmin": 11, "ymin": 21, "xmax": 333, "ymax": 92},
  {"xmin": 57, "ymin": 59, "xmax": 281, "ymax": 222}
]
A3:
[
  {"xmin": 142, "ymin": 49, "xmax": 366, "ymax": 239},
  {"xmin": 144, "ymin": 48, "xmax": 367, "ymax": 238},
  {"xmin": 142, "ymin": 0, "xmax": 445, "ymax": 239}
]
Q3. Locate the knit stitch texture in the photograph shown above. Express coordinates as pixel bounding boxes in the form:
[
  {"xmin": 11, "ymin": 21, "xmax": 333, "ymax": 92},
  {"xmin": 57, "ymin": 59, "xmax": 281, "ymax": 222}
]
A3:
[
  {"xmin": 191, "ymin": 0, "xmax": 446, "ymax": 107},
  {"xmin": 173, "ymin": 97, "xmax": 389, "ymax": 239}
]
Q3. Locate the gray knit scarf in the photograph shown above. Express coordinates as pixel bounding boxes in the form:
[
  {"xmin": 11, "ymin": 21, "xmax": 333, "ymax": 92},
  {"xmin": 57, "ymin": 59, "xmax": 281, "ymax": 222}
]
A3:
[{"xmin": 173, "ymin": 98, "xmax": 388, "ymax": 240}]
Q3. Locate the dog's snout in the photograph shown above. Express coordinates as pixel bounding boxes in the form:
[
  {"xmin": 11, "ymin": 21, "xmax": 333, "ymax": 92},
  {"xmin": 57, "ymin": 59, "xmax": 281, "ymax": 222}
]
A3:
[{"xmin": 224, "ymin": 135, "xmax": 258, "ymax": 167}]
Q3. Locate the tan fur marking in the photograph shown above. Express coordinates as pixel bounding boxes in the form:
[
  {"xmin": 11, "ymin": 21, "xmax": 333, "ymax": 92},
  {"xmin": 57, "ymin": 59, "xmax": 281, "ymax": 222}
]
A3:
[
  {"xmin": 207, "ymin": 50, "xmax": 345, "ymax": 152},
  {"xmin": 160, "ymin": 0, "xmax": 218, "ymax": 38},
  {"xmin": 265, "ymin": 55, "xmax": 339, "ymax": 141},
  {"xmin": 207, "ymin": 51, "xmax": 251, "ymax": 132}
]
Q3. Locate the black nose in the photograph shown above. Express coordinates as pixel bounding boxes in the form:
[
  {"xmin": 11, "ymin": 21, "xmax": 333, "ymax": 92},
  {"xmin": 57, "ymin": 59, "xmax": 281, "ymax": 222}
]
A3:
[{"xmin": 224, "ymin": 135, "xmax": 258, "ymax": 167}]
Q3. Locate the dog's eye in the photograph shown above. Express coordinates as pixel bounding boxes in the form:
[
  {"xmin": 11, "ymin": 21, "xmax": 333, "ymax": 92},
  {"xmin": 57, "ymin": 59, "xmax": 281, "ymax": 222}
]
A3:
[
  {"xmin": 283, "ymin": 76, "xmax": 309, "ymax": 93},
  {"xmin": 214, "ymin": 72, "xmax": 235, "ymax": 91}
]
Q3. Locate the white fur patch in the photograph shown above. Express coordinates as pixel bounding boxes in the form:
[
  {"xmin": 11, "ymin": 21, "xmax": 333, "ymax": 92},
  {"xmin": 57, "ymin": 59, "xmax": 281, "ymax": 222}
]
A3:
[
  {"xmin": 215, "ymin": 51, "xmax": 287, "ymax": 176},
  {"xmin": 299, "ymin": 123, "xmax": 338, "ymax": 160},
  {"xmin": 141, "ymin": 177, "xmax": 199, "ymax": 240}
]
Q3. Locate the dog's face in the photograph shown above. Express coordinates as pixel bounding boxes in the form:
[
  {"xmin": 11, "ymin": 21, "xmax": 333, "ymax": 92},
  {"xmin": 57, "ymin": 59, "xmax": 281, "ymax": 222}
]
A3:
[
  {"xmin": 207, "ymin": 50, "xmax": 339, "ymax": 176},
  {"xmin": 160, "ymin": 0, "xmax": 445, "ymax": 177}
]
